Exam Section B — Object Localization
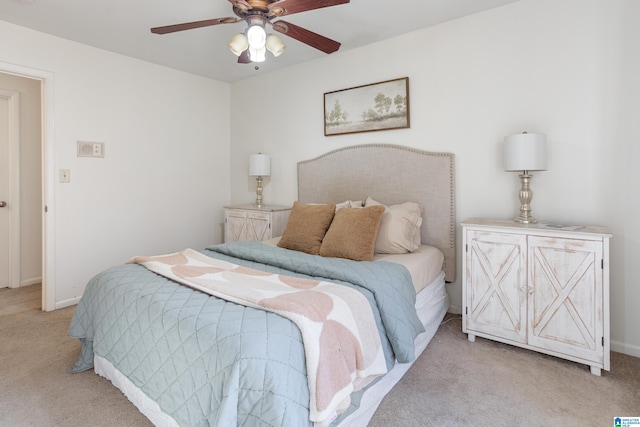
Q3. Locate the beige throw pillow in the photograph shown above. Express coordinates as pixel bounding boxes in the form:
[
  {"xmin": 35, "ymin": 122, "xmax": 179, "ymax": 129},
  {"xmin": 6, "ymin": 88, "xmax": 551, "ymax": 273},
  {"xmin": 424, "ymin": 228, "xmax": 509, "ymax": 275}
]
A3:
[
  {"xmin": 277, "ymin": 201, "xmax": 336, "ymax": 255},
  {"xmin": 365, "ymin": 197, "xmax": 423, "ymax": 254},
  {"xmin": 319, "ymin": 205, "xmax": 385, "ymax": 261}
]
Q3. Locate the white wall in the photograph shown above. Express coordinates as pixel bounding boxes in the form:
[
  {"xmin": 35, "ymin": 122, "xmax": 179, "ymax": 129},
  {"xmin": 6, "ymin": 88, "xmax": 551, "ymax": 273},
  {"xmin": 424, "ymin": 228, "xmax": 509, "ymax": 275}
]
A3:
[
  {"xmin": 607, "ymin": 0, "xmax": 640, "ymax": 358},
  {"xmin": 0, "ymin": 21, "xmax": 231, "ymax": 307},
  {"xmin": 230, "ymin": 0, "xmax": 640, "ymax": 356},
  {"xmin": 0, "ymin": 72, "xmax": 42, "ymax": 286}
]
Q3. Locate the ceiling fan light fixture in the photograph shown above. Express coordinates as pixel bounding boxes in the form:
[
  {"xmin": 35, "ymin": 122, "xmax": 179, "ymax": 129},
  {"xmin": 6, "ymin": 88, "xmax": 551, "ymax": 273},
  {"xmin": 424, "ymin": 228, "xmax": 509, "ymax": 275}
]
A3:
[
  {"xmin": 151, "ymin": 0, "xmax": 347, "ymax": 65},
  {"xmin": 228, "ymin": 33, "xmax": 249, "ymax": 56},
  {"xmin": 249, "ymin": 45, "xmax": 266, "ymax": 62},
  {"xmin": 266, "ymin": 34, "xmax": 286, "ymax": 57},
  {"xmin": 247, "ymin": 24, "xmax": 267, "ymax": 49}
]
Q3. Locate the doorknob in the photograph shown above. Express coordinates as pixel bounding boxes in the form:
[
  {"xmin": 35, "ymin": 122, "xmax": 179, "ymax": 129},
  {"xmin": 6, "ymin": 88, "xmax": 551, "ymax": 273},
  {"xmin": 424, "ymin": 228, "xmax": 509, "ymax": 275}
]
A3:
[{"xmin": 0, "ymin": 201, "xmax": 6, "ymax": 208}]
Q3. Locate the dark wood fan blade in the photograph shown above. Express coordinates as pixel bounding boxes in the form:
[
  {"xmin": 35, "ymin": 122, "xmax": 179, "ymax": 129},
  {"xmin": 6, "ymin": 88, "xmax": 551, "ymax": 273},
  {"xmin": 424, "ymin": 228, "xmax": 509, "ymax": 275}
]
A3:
[
  {"xmin": 268, "ymin": 0, "xmax": 349, "ymax": 17},
  {"xmin": 272, "ymin": 20, "xmax": 341, "ymax": 54},
  {"xmin": 238, "ymin": 49, "xmax": 252, "ymax": 64},
  {"xmin": 151, "ymin": 17, "xmax": 241, "ymax": 35}
]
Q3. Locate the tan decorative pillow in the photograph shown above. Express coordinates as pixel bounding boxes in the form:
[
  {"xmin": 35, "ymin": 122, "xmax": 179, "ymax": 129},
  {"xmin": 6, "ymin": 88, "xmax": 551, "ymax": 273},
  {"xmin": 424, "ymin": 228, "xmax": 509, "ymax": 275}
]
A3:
[
  {"xmin": 319, "ymin": 205, "xmax": 385, "ymax": 261},
  {"xmin": 277, "ymin": 201, "xmax": 336, "ymax": 255},
  {"xmin": 365, "ymin": 197, "xmax": 423, "ymax": 254}
]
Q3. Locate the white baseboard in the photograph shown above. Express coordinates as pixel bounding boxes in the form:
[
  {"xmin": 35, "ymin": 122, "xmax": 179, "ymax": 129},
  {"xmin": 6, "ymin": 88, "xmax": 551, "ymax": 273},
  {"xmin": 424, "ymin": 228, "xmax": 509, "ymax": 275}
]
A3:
[
  {"xmin": 611, "ymin": 340, "xmax": 640, "ymax": 358},
  {"xmin": 448, "ymin": 304, "xmax": 462, "ymax": 315},
  {"xmin": 20, "ymin": 277, "xmax": 42, "ymax": 287},
  {"xmin": 55, "ymin": 296, "xmax": 81, "ymax": 310}
]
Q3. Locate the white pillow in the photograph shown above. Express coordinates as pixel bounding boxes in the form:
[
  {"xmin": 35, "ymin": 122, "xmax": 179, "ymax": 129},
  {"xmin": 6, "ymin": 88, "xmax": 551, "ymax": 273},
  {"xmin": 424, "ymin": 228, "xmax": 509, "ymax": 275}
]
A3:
[
  {"xmin": 364, "ymin": 197, "xmax": 423, "ymax": 254},
  {"xmin": 335, "ymin": 200, "xmax": 364, "ymax": 212}
]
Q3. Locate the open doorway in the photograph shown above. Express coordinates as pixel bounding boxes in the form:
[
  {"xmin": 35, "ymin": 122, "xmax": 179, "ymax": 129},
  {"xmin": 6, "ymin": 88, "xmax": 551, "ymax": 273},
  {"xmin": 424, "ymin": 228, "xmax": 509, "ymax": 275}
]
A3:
[
  {"xmin": 0, "ymin": 62, "xmax": 55, "ymax": 312},
  {"xmin": 0, "ymin": 72, "xmax": 42, "ymax": 307}
]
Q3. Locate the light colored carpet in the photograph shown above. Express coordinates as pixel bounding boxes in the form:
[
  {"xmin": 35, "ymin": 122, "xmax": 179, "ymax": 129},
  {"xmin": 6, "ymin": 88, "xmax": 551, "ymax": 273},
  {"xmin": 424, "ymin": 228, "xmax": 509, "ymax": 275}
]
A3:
[
  {"xmin": 370, "ymin": 315, "xmax": 640, "ymax": 426},
  {"xmin": 0, "ymin": 284, "xmax": 152, "ymax": 427},
  {"xmin": 1, "ymin": 284, "xmax": 638, "ymax": 426}
]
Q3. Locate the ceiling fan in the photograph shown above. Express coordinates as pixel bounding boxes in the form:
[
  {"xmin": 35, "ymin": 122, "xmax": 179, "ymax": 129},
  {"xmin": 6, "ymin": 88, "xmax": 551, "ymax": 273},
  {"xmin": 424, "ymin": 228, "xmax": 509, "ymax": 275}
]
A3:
[{"xmin": 151, "ymin": 0, "xmax": 350, "ymax": 64}]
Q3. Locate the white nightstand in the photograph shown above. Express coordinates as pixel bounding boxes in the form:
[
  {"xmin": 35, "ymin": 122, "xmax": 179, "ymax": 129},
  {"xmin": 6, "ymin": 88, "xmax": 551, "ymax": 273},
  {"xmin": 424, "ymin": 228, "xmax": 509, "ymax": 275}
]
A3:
[
  {"xmin": 224, "ymin": 204, "xmax": 291, "ymax": 243},
  {"xmin": 461, "ymin": 218, "xmax": 612, "ymax": 375}
]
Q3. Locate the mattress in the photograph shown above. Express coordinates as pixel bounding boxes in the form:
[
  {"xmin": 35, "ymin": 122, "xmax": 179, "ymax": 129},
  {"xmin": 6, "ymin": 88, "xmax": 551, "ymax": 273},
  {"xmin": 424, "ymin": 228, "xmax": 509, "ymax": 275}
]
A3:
[{"xmin": 373, "ymin": 246, "xmax": 445, "ymax": 293}]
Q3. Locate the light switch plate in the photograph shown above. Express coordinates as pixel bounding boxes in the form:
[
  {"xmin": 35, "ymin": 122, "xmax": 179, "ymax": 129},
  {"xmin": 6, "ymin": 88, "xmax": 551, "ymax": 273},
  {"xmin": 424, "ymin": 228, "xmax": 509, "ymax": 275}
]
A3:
[
  {"xmin": 77, "ymin": 141, "xmax": 105, "ymax": 158},
  {"xmin": 59, "ymin": 169, "xmax": 70, "ymax": 183}
]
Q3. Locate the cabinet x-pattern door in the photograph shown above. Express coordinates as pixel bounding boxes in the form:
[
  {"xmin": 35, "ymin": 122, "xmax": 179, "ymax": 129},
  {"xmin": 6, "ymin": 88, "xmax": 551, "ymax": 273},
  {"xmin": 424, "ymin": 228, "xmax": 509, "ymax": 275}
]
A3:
[
  {"xmin": 245, "ymin": 212, "xmax": 271, "ymax": 241},
  {"xmin": 226, "ymin": 211, "xmax": 247, "ymax": 241},
  {"xmin": 527, "ymin": 236, "xmax": 604, "ymax": 363},
  {"xmin": 465, "ymin": 231, "xmax": 527, "ymax": 343}
]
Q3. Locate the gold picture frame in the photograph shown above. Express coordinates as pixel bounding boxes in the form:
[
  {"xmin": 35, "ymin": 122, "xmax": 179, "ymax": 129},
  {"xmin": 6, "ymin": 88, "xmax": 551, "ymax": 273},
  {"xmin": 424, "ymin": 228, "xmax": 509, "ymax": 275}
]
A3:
[{"xmin": 324, "ymin": 77, "xmax": 410, "ymax": 136}]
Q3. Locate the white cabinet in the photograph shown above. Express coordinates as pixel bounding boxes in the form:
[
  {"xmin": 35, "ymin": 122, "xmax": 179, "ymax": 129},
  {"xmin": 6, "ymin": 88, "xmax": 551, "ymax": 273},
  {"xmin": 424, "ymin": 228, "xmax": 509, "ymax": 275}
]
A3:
[
  {"xmin": 462, "ymin": 218, "xmax": 612, "ymax": 376},
  {"xmin": 224, "ymin": 205, "xmax": 290, "ymax": 243}
]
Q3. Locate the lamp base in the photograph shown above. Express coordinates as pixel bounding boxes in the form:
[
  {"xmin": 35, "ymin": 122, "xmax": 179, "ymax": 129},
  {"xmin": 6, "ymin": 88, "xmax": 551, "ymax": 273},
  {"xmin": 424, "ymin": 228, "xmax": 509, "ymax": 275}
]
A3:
[
  {"xmin": 255, "ymin": 176, "xmax": 264, "ymax": 208},
  {"xmin": 514, "ymin": 172, "xmax": 537, "ymax": 224},
  {"xmin": 514, "ymin": 215, "xmax": 537, "ymax": 224}
]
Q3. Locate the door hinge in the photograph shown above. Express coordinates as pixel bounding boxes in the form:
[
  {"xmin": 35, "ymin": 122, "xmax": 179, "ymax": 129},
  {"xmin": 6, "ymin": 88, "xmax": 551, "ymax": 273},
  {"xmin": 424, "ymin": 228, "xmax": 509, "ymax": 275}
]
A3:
[
  {"xmin": 601, "ymin": 259, "xmax": 604, "ymax": 269},
  {"xmin": 465, "ymin": 306, "xmax": 468, "ymax": 315},
  {"xmin": 465, "ymin": 243, "xmax": 468, "ymax": 252},
  {"xmin": 44, "ymin": 205, "xmax": 48, "ymax": 213},
  {"xmin": 602, "ymin": 337, "xmax": 605, "ymax": 346}
]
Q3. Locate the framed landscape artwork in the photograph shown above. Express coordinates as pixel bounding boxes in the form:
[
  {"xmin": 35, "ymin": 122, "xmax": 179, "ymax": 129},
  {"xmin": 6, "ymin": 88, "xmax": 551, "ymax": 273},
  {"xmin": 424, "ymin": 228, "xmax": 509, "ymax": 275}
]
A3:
[{"xmin": 324, "ymin": 77, "xmax": 410, "ymax": 136}]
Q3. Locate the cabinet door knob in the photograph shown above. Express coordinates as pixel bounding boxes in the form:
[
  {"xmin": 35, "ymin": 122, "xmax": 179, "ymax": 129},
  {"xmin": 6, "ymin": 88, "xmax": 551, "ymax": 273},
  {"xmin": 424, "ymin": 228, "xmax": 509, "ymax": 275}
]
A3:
[{"xmin": 0, "ymin": 201, "xmax": 6, "ymax": 208}]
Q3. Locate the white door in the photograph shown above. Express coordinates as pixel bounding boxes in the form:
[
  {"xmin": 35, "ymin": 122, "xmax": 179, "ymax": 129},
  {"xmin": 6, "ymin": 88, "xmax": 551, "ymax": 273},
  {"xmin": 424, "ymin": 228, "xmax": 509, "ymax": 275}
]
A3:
[
  {"xmin": 0, "ymin": 89, "xmax": 19, "ymax": 289},
  {"xmin": 0, "ymin": 95, "xmax": 10, "ymax": 288}
]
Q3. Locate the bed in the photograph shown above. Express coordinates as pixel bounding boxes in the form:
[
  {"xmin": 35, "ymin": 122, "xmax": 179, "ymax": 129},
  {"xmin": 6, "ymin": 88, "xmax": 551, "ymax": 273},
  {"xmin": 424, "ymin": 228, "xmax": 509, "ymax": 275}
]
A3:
[{"xmin": 68, "ymin": 144, "xmax": 456, "ymax": 426}]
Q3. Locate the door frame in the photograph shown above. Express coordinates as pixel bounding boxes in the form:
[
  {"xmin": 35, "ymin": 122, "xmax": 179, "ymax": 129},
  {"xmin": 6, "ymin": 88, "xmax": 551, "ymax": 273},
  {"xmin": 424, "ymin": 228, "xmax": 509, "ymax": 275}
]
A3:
[
  {"xmin": 0, "ymin": 61, "xmax": 56, "ymax": 311},
  {"xmin": 0, "ymin": 88, "xmax": 20, "ymax": 289}
]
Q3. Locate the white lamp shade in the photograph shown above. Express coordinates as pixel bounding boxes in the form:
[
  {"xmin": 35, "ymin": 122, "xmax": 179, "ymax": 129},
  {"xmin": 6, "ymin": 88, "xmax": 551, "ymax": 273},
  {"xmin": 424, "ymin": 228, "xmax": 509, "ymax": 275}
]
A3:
[
  {"xmin": 504, "ymin": 132, "xmax": 547, "ymax": 172},
  {"xmin": 249, "ymin": 153, "xmax": 271, "ymax": 177},
  {"xmin": 228, "ymin": 33, "xmax": 248, "ymax": 56},
  {"xmin": 266, "ymin": 34, "xmax": 286, "ymax": 57}
]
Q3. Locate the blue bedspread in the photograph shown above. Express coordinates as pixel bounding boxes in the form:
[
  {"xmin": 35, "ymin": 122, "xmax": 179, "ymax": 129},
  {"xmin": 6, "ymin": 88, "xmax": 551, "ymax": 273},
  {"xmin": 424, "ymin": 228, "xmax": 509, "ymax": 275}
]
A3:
[{"xmin": 68, "ymin": 241, "xmax": 424, "ymax": 426}]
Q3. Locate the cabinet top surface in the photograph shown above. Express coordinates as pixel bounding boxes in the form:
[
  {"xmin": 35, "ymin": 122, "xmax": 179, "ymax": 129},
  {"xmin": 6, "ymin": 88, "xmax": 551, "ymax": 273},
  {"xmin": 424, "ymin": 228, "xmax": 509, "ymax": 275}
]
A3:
[
  {"xmin": 224, "ymin": 204, "xmax": 291, "ymax": 212},
  {"xmin": 461, "ymin": 218, "xmax": 612, "ymax": 237}
]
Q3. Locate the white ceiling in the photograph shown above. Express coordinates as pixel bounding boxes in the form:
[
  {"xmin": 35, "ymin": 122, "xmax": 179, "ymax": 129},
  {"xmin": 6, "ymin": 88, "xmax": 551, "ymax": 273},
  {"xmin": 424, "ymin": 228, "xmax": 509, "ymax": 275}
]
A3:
[{"xmin": 1, "ymin": 0, "xmax": 520, "ymax": 83}]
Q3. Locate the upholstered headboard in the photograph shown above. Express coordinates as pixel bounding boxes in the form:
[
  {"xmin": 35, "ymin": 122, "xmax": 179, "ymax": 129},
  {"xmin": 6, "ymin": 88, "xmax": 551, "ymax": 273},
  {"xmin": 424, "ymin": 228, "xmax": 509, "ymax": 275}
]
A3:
[{"xmin": 297, "ymin": 144, "xmax": 456, "ymax": 282}]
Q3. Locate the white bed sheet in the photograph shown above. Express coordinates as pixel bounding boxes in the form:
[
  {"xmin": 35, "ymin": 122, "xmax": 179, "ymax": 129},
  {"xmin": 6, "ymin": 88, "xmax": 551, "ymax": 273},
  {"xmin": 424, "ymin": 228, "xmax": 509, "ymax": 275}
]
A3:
[{"xmin": 373, "ymin": 245, "xmax": 444, "ymax": 293}]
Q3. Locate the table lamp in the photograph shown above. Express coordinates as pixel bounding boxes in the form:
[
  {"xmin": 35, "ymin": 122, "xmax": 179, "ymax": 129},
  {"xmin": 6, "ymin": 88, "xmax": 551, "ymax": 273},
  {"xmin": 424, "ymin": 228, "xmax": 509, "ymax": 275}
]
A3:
[
  {"xmin": 504, "ymin": 132, "xmax": 547, "ymax": 223},
  {"xmin": 249, "ymin": 153, "xmax": 270, "ymax": 207}
]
